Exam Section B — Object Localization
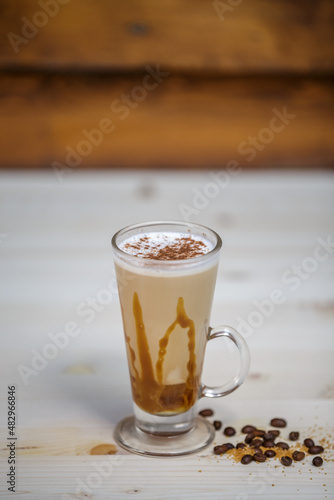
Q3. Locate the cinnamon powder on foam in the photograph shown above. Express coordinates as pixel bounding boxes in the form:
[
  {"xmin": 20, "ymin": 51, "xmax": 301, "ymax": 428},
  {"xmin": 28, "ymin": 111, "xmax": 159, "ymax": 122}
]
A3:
[{"xmin": 122, "ymin": 234, "xmax": 211, "ymax": 260}]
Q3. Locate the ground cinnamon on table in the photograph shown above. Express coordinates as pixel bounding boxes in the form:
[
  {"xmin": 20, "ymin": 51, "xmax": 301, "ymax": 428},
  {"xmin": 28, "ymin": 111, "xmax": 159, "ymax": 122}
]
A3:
[
  {"xmin": 223, "ymin": 444, "xmax": 310, "ymax": 463},
  {"xmin": 205, "ymin": 413, "xmax": 331, "ymax": 466}
]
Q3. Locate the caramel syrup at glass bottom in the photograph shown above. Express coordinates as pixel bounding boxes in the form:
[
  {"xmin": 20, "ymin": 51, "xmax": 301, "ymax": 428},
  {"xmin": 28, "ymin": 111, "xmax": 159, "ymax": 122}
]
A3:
[{"xmin": 125, "ymin": 292, "xmax": 199, "ymax": 415}]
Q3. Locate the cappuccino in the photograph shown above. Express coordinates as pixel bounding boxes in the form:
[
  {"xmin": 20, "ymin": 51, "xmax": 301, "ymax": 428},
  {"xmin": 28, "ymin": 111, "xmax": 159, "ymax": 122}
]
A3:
[{"xmin": 114, "ymin": 231, "xmax": 218, "ymax": 415}]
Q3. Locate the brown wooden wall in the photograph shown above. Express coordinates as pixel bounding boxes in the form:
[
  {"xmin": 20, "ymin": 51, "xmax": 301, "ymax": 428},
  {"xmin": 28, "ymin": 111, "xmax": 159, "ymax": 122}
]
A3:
[{"xmin": 1, "ymin": 0, "xmax": 334, "ymax": 169}]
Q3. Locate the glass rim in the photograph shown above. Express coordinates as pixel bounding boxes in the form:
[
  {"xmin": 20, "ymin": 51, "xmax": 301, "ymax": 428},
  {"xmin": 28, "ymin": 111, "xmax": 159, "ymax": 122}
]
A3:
[{"xmin": 111, "ymin": 220, "xmax": 222, "ymax": 267}]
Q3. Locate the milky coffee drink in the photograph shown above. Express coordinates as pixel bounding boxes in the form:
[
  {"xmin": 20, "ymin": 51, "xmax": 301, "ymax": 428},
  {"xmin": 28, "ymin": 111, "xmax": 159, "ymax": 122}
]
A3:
[{"xmin": 114, "ymin": 231, "xmax": 219, "ymax": 416}]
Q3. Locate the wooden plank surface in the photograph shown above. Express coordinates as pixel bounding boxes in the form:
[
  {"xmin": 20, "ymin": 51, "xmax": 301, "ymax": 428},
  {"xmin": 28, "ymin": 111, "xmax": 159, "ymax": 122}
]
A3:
[
  {"xmin": 0, "ymin": 402, "xmax": 333, "ymax": 499},
  {"xmin": 0, "ymin": 74, "xmax": 333, "ymax": 168},
  {"xmin": 1, "ymin": 0, "xmax": 334, "ymax": 73},
  {"xmin": 1, "ymin": 0, "xmax": 333, "ymax": 170},
  {"xmin": 0, "ymin": 170, "xmax": 334, "ymax": 499}
]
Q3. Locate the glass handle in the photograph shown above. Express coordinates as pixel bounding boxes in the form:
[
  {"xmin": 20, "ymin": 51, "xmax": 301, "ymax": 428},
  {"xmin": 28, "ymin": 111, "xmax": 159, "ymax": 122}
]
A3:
[{"xmin": 200, "ymin": 325, "xmax": 250, "ymax": 398}]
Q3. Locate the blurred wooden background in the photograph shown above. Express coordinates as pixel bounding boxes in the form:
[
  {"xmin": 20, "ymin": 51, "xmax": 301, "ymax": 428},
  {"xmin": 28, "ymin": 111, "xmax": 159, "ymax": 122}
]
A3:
[{"xmin": 0, "ymin": 0, "xmax": 333, "ymax": 169}]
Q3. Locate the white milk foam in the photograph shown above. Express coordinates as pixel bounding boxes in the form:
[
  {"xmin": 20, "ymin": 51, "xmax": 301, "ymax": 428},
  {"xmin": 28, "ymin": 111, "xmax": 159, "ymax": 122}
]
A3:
[{"xmin": 119, "ymin": 232, "xmax": 213, "ymax": 258}]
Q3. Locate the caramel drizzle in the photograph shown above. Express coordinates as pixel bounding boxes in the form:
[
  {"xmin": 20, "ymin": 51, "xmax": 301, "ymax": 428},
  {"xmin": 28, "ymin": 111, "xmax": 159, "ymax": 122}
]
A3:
[
  {"xmin": 132, "ymin": 292, "xmax": 156, "ymax": 383},
  {"xmin": 121, "ymin": 302, "xmax": 139, "ymax": 380},
  {"xmin": 129, "ymin": 292, "xmax": 198, "ymax": 413},
  {"xmin": 156, "ymin": 297, "xmax": 196, "ymax": 387}
]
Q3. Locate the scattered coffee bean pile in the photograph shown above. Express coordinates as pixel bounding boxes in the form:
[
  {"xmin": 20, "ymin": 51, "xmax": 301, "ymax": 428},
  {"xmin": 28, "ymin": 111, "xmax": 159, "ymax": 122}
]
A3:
[{"xmin": 198, "ymin": 410, "xmax": 325, "ymax": 467}]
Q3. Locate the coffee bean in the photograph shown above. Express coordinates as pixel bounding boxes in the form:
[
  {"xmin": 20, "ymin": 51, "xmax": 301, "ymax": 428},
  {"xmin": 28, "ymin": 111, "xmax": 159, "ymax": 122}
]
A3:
[
  {"xmin": 253, "ymin": 429, "xmax": 265, "ymax": 437},
  {"xmin": 265, "ymin": 449, "xmax": 276, "ymax": 458},
  {"xmin": 213, "ymin": 420, "xmax": 222, "ymax": 430},
  {"xmin": 224, "ymin": 426, "xmax": 236, "ymax": 437},
  {"xmin": 263, "ymin": 432, "xmax": 276, "ymax": 441},
  {"xmin": 269, "ymin": 430, "xmax": 280, "ymax": 437},
  {"xmin": 241, "ymin": 454, "xmax": 253, "ymax": 465},
  {"xmin": 253, "ymin": 446, "xmax": 263, "ymax": 453},
  {"xmin": 308, "ymin": 445, "xmax": 324, "ymax": 455},
  {"xmin": 253, "ymin": 452, "xmax": 267, "ymax": 463},
  {"xmin": 224, "ymin": 442, "xmax": 235, "ymax": 450},
  {"xmin": 251, "ymin": 438, "xmax": 264, "ymax": 447},
  {"xmin": 236, "ymin": 443, "xmax": 246, "ymax": 449},
  {"xmin": 245, "ymin": 432, "xmax": 255, "ymax": 444},
  {"xmin": 214, "ymin": 443, "xmax": 234, "ymax": 454},
  {"xmin": 213, "ymin": 444, "xmax": 230, "ymax": 455},
  {"xmin": 292, "ymin": 451, "xmax": 305, "ymax": 461},
  {"xmin": 276, "ymin": 442, "xmax": 289, "ymax": 450},
  {"xmin": 270, "ymin": 418, "xmax": 287, "ymax": 428},
  {"xmin": 312, "ymin": 456, "xmax": 323, "ymax": 467},
  {"xmin": 281, "ymin": 456, "xmax": 292, "ymax": 466},
  {"xmin": 199, "ymin": 409, "xmax": 213, "ymax": 417},
  {"xmin": 289, "ymin": 431, "xmax": 299, "ymax": 441},
  {"xmin": 241, "ymin": 425, "xmax": 256, "ymax": 434},
  {"xmin": 263, "ymin": 440, "xmax": 275, "ymax": 448},
  {"xmin": 304, "ymin": 438, "xmax": 314, "ymax": 448}
]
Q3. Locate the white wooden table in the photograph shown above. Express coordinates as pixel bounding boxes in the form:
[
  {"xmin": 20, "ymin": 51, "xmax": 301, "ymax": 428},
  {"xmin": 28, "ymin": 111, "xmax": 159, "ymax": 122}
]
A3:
[{"xmin": 0, "ymin": 170, "xmax": 333, "ymax": 499}]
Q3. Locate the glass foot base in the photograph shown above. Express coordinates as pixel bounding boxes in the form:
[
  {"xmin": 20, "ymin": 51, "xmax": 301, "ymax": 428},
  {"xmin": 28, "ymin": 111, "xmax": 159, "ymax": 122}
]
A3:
[{"xmin": 114, "ymin": 416, "xmax": 215, "ymax": 457}]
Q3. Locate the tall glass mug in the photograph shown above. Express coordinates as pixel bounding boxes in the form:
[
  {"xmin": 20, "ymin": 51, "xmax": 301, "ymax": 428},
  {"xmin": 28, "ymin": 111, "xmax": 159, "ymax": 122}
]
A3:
[{"xmin": 112, "ymin": 221, "xmax": 250, "ymax": 456}]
